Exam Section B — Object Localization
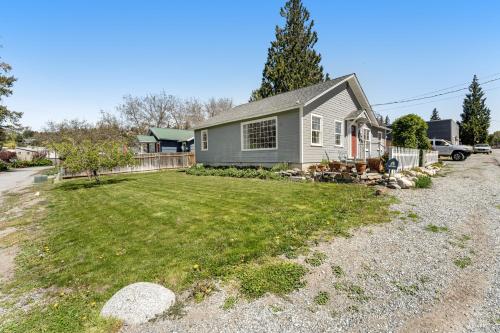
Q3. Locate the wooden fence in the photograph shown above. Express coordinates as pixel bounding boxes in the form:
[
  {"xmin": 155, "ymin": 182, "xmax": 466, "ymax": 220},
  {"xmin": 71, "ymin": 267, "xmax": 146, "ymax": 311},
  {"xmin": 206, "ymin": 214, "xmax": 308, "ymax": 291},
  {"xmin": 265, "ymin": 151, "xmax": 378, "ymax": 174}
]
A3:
[
  {"xmin": 423, "ymin": 150, "xmax": 439, "ymax": 166},
  {"xmin": 61, "ymin": 152, "xmax": 195, "ymax": 178},
  {"xmin": 388, "ymin": 146, "xmax": 420, "ymax": 171}
]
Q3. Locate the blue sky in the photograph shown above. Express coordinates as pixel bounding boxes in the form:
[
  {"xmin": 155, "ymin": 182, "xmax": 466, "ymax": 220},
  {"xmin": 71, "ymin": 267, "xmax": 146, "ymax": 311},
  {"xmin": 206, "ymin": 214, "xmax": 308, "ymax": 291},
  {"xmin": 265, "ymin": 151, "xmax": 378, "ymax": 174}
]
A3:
[{"xmin": 2, "ymin": 0, "xmax": 500, "ymax": 131}]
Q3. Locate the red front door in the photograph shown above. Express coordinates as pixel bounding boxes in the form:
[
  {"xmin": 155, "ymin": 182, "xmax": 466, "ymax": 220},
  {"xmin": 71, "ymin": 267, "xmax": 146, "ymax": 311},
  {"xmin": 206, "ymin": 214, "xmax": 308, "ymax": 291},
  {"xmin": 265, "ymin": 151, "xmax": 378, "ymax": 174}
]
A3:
[{"xmin": 351, "ymin": 125, "xmax": 357, "ymax": 157}]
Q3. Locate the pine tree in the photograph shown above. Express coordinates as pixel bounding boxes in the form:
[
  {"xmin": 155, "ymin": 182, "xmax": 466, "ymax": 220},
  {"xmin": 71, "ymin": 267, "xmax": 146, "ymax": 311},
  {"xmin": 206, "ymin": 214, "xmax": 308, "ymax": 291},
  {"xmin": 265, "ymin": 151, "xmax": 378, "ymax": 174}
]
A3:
[
  {"xmin": 430, "ymin": 108, "xmax": 441, "ymax": 120},
  {"xmin": 384, "ymin": 115, "xmax": 390, "ymax": 126},
  {"xmin": 459, "ymin": 75, "xmax": 491, "ymax": 144},
  {"xmin": 250, "ymin": 0, "xmax": 328, "ymax": 101},
  {"xmin": 0, "ymin": 57, "xmax": 21, "ymax": 146}
]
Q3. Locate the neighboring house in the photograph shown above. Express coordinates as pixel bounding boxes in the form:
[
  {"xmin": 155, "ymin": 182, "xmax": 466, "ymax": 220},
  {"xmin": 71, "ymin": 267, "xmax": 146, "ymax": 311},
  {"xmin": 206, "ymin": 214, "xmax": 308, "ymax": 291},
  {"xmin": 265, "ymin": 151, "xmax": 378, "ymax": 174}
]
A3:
[
  {"xmin": 193, "ymin": 73, "xmax": 389, "ymax": 170},
  {"xmin": 427, "ymin": 119, "xmax": 460, "ymax": 145},
  {"xmin": 136, "ymin": 127, "xmax": 194, "ymax": 153},
  {"xmin": 14, "ymin": 146, "xmax": 50, "ymax": 161}
]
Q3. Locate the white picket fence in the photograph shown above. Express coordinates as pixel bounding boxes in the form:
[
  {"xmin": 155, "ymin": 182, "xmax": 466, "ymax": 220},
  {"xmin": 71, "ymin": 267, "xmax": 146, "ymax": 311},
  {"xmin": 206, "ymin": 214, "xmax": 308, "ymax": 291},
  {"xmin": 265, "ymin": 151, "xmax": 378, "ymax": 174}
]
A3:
[
  {"xmin": 388, "ymin": 146, "xmax": 420, "ymax": 171},
  {"xmin": 423, "ymin": 150, "xmax": 439, "ymax": 166}
]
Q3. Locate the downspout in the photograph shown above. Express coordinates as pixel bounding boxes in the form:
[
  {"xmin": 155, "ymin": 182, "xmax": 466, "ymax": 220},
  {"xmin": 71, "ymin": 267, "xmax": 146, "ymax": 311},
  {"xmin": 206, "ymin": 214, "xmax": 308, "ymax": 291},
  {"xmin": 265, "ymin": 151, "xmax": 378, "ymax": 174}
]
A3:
[{"xmin": 299, "ymin": 106, "xmax": 304, "ymax": 168}]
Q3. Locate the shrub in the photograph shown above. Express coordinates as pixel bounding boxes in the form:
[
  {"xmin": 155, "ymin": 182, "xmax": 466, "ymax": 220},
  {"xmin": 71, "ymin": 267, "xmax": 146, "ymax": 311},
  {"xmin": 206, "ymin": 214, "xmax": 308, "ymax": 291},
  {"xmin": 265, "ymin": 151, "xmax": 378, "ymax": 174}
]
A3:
[
  {"xmin": 415, "ymin": 175, "xmax": 432, "ymax": 188},
  {"xmin": 271, "ymin": 162, "xmax": 290, "ymax": 172},
  {"xmin": 186, "ymin": 165, "xmax": 284, "ymax": 181},
  {"xmin": 0, "ymin": 160, "xmax": 8, "ymax": 171},
  {"xmin": 0, "ymin": 151, "xmax": 16, "ymax": 162},
  {"xmin": 391, "ymin": 114, "xmax": 431, "ymax": 150},
  {"xmin": 9, "ymin": 159, "xmax": 53, "ymax": 168},
  {"xmin": 238, "ymin": 261, "xmax": 307, "ymax": 298}
]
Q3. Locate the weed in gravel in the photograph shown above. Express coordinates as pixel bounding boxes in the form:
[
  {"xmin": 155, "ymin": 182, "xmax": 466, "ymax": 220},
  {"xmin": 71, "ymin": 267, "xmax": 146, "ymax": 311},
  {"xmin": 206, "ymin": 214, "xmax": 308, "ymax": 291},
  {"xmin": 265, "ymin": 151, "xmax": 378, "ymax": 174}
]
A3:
[
  {"xmin": 334, "ymin": 282, "xmax": 369, "ymax": 302},
  {"xmin": 407, "ymin": 212, "xmax": 419, "ymax": 221},
  {"xmin": 222, "ymin": 296, "xmax": 238, "ymax": 310},
  {"xmin": 165, "ymin": 301, "xmax": 187, "ymax": 319},
  {"xmin": 454, "ymin": 256, "xmax": 472, "ymax": 269},
  {"xmin": 418, "ymin": 275, "xmax": 431, "ymax": 284},
  {"xmin": 392, "ymin": 281, "xmax": 419, "ymax": 296},
  {"xmin": 314, "ymin": 291, "xmax": 330, "ymax": 305},
  {"xmin": 331, "ymin": 265, "xmax": 344, "ymax": 278},
  {"xmin": 238, "ymin": 261, "xmax": 307, "ymax": 298},
  {"xmin": 346, "ymin": 305, "xmax": 359, "ymax": 312},
  {"xmin": 425, "ymin": 224, "xmax": 449, "ymax": 233},
  {"xmin": 305, "ymin": 251, "xmax": 327, "ymax": 267},
  {"xmin": 415, "ymin": 175, "xmax": 432, "ymax": 188},
  {"xmin": 192, "ymin": 281, "xmax": 216, "ymax": 303},
  {"xmin": 269, "ymin": 304, "xmax": 283, "ymax": 313}
]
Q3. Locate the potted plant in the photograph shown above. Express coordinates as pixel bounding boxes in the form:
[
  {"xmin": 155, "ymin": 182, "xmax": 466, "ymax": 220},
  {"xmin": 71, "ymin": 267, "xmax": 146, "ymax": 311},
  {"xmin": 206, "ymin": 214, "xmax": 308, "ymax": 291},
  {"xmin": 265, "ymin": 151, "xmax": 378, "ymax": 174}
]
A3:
[
  {"xmin": 355, "ymin": 160, "xmax": 367, "ymax": 174},
  {"xmin": 367, "ymin": 158, "xmax": 384, "ymax": 173}
]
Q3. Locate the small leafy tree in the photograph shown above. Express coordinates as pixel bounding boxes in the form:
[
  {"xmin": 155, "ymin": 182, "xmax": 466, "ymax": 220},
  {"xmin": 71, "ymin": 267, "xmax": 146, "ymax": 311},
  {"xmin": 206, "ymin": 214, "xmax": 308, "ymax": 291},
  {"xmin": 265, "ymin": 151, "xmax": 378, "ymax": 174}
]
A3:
[
  {"xmin": 53, "ymin": 140, "xmax": 135, "ymax": 183},
  {"xmin": 391, "ymin": 114, "xmax": 431, "ymax": 150}
]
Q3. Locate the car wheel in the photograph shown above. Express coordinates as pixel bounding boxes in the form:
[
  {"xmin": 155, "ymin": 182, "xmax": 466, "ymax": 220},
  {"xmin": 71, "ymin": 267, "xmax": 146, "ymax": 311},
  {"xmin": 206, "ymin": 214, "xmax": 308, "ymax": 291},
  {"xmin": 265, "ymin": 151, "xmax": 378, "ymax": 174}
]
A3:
[{"xmin": 452, "ymin": 151, "xmax": 465, "ymax": 161}]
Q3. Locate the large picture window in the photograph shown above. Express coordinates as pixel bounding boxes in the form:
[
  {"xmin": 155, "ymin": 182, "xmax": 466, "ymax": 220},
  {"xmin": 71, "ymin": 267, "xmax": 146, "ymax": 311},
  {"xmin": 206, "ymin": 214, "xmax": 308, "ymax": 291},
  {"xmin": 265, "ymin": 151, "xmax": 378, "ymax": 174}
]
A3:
[
  {"xmin": 334, "ymin": 120, "xmax": 343, "ymax": 146},
  {"xmin": 311, "ymin": 114, "xmax": 323, "ymax": 146},
  {"xmin": 201, "ymin": 129, "xmax": 208, "ymax": 151},
  {"xmin": 241, "ymin": 117, "xmax": 277, "ymax": 150}
]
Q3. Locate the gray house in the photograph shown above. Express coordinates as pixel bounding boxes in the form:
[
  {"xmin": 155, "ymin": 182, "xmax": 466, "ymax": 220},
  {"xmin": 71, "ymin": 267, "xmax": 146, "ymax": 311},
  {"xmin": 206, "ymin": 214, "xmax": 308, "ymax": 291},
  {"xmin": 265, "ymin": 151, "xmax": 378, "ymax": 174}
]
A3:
[
  {"xmin": 427, "ymin": 119, "xmax": 460, "ymax": 145},
  {"xmin": 193, "ymin": 74, "xmax": 389, "ymax": 170}
]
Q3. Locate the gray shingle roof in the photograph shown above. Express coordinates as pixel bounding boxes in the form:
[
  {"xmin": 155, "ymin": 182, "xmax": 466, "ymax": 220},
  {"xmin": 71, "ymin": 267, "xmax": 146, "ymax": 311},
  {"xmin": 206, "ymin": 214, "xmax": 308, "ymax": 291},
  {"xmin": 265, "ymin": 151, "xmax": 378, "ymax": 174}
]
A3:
[{"xmin": 195, "ymin": 74, "xmax": 353, "ymax": 129}]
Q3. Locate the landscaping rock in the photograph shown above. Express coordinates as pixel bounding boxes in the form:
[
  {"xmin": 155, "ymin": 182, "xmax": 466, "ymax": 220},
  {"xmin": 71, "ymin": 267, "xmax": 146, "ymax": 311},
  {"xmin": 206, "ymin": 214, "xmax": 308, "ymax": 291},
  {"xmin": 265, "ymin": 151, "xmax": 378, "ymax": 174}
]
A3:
[
  {"xmin": 397, "ymin": 177, "xmax": 413, "ymax": 189},
  {"xmin": 289, "ymin": 176, "xmax": 306, "ymax": 182},
  {"xmin": 101, "ymin": 282, "xmax": 175, "ymax": 325},
  {"xmin": 387, "ymin": 183, "xmax": 401, "ymax": 190},
  {"xmin": 374, "ymin": 186, "xmax": 389, "ymax": 196}
]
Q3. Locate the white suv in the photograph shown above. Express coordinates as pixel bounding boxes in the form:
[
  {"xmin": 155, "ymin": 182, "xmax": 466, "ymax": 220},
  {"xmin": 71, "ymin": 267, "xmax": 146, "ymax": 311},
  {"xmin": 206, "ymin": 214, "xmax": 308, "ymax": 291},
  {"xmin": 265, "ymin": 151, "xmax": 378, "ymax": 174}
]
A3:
[{"xmin": 431, "ymin": 139, "xmax": 473, "ymax": 161}]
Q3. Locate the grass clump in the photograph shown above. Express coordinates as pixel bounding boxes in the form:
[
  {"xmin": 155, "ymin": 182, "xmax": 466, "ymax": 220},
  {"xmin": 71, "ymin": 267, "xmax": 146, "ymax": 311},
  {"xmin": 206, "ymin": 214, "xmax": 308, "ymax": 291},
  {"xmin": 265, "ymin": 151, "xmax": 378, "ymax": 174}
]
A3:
[
  {"xmin": 222, "ymin": 296, "xmax": 238, "ymax": 310},
  {"xmin": 313, "ymin": 291, "xmax": 330, "ymax": 305},
  {"xmin": 333, "ymin": 282, "xmax": 369, "ymax": 302},
  {"xmin": 331, "ymin": 265, "xmax": 344, "ymax": 278},
  {"xmin": 392, "ymin": 281, "xmax": 419, "ymax": 296},
  {"xmin": 407, "ymin": 212, "xmax": 419, "ymax": 220},
  {"xmin": 238, "ymin": 261, "xmax": 307, "ymax": 298},
  {"xmin": 425, "ymin": 224, "xmax": 449, "ymax": 233},
  {"xmin": 415, "ymin": 175, "xmax": 432, "ymax": 188},
  {"xmin": 454, "ymin": 256, "xmax": 472, "ymax": 269},
  {"xmin": 305, "ymin": 251, "xmax": 327, "ymax": 267}
]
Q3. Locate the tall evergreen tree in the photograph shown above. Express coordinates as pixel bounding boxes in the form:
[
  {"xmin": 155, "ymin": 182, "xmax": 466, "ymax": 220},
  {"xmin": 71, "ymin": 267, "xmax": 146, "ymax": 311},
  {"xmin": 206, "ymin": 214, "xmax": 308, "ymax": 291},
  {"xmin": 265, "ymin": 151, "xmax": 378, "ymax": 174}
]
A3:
[
  {"xmin": 250, "ymin": 0, "xmax": 329, "ymax": 101},
  {"xmin": 384, "ymin": 115, "xmax": 391, "ymax": 126},
  {"xmin": 0, "ymin": 56, "xmax": 21, "ymax": 146},
  {"xmin": 459, "ymin": 75, "xmax": 491, "ymax": 144},
  {"xmin": 430, "ymin": 108, "xmax": 441, "ymax": 120}
]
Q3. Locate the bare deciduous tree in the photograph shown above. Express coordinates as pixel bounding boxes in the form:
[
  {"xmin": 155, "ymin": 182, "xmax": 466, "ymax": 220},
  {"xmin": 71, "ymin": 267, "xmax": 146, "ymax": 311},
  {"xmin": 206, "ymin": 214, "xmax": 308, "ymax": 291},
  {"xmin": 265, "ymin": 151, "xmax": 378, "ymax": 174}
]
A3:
[{"xmin": 204, "ymin": 97, "xmax": 233, "ymax": 118}]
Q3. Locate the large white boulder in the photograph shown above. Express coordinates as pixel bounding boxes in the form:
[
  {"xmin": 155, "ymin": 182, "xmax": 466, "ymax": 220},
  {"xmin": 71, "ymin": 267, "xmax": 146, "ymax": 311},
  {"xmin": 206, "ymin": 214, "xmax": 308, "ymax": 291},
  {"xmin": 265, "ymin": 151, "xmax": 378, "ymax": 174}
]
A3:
[
  {"xmin": 101, "ymin": 282, "xmax": 175, "ymax": 325},
  {"xmin": 397, "ymin": 177, "xmax": 414, "ymax": 189}
]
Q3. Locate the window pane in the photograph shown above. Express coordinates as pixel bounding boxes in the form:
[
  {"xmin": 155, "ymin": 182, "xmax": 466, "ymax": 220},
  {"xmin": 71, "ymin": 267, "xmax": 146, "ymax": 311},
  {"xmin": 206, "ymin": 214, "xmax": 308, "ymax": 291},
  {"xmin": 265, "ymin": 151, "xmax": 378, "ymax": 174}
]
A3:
[
  {"xmin": 243, "ymin": 118, "xmax": 277, "ymax": 150},
  {"xmin": 335, "ymin": 122, "xmax": 342, "ymax": 134},
  {"xmin": 312, "ymin": 116, "xmax": 321, "ymax": 131}
]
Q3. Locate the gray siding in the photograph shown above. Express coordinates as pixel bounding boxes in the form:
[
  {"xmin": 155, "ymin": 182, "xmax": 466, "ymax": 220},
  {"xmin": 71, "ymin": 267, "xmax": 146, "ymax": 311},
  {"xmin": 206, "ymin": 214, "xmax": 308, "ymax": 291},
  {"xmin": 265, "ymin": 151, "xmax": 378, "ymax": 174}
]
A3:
[
  {"xmin": 195, "ymin": 109, "xmax": 300, "ymax": 167},
  {"xmin": 302, "ymin": 83, "xmax": 361, "ymax": 162}
]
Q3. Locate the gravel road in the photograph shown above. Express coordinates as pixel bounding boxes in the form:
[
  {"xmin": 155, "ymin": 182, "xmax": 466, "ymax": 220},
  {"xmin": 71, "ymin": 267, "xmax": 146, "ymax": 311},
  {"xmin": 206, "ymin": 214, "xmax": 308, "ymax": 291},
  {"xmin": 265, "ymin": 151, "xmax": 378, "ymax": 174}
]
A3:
[
  {"xmin": 0, "ymin": 167, "xmax": 51, "ymax": 204},
  {"xmin": 124, "ymin": 152, "xmax": 500, "ymax": 333}
]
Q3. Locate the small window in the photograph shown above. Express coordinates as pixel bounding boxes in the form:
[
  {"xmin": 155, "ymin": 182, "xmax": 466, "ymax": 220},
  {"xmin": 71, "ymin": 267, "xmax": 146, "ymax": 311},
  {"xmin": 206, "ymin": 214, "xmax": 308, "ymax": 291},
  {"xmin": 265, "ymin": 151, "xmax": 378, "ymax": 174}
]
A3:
[
  {"xmin": 334, "ymin": 120, "xmax": 343, "ymax": 146},
  {"xmin": 378, "ymin": 131, "xmax": 383, "ymax": 141},
  {"xmin": 363, "ymin": 128, "xmax": 371, "ymax": 142},
  {"xmin": 311, "ymin": 114, "xmax": 323, "ymax": 146},
  {"xmin": 201, "ymin": 130, "xmax": 208, "ymax": 151}
]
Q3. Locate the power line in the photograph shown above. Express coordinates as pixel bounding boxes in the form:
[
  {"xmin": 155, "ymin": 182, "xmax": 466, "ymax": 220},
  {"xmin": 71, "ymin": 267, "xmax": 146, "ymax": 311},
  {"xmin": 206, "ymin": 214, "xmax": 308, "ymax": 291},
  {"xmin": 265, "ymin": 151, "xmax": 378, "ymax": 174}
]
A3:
[
  {"xmin": 373, "ymin": 85, "xmax": 500, "ymax": 112},
  {"xmin": 372, "ymin": 76, "xmax": 500, "ymax": 107}
]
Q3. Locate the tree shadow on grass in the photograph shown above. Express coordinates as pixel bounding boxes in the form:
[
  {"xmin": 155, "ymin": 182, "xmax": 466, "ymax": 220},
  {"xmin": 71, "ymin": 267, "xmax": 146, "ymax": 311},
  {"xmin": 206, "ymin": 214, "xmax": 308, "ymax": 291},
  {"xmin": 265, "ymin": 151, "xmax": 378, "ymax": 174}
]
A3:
[{"xmin": 56, "ymin": 178, "xmax": 134, "ymax": 191}]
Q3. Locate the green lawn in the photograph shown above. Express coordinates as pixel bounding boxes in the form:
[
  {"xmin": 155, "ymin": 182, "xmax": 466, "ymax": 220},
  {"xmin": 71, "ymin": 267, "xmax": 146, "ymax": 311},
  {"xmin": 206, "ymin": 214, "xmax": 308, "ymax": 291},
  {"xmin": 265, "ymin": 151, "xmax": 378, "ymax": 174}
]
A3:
[{"xmin": 1, "ymin": 170, "xmax": 392, "ymax": 332}]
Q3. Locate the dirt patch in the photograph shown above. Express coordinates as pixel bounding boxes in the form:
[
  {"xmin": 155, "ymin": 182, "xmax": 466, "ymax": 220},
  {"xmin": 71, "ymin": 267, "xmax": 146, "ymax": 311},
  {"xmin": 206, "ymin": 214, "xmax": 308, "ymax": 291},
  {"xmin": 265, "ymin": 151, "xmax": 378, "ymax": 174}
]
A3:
[{"xmin": 0, "ymin": 246, "xmax": 19, "ymax": 282}]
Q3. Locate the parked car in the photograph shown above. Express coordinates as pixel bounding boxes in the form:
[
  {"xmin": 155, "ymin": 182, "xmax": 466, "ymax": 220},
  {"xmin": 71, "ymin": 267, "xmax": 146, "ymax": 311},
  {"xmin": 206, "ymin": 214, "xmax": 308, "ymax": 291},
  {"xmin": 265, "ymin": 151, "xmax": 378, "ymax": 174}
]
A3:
[
  {"xmin": 430, "ymin": 139, "xmax": 473, "ymax": 161},
  {"xmin": 473, "ymin": 144, "xmax": 492, "ymax": 154}
]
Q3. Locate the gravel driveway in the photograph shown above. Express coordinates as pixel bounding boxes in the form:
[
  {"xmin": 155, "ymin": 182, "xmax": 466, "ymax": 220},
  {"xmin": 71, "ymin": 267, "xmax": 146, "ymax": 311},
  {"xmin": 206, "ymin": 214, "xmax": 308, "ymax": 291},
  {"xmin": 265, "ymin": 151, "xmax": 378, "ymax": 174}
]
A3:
[
  {"xmin": 124, "ymin": 152, "xmax": 500, "ymax": 333},
  {"xmin": 0, "ymin": 167, "xmax": 51, "ymax": 204}
]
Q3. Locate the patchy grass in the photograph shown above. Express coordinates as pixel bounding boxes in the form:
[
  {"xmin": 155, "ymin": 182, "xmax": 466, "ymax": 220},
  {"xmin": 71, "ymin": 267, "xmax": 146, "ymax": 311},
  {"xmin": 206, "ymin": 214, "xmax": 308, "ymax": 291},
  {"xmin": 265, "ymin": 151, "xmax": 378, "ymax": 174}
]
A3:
[
  {"xmin": 1, "ymin": 171, "xmax": 392, "ymax": 332},
  {"xmin": 425, "ymin": 224, "xmax": 449, "ymax": 233},
  {"xmin": 305, "ymin": 251, "xmax": 327, "ymax": 267},
  {"xmin": 331, "ymin": 265, "xmax": 344, "ymax": 278},
  {"xmin": 407, "ymin": 212, "xmax": 419, "ymax": 221},
  {"xmin": 313, "ymin": 291, "xmax": 330, "ymax": 305},
  {"xmin": 392, "ymin": 281, "xmax": 419, "ymax": 296},
  {"xmin": 222, "ymin": 296, "xmax": 238, "ymax": 310},
  {"xmin": 454, "ymin": 256, "xmax": 472, "ymax": 269},
  {"xmin": 238, "ymin": 261, "xmax": 307, "ymax": 298},
  {"xmin": 333, "ymin": 282, "xmax": 369, "ymax": 302},
  {"xmin": 415, "ymin": 175, "xmax": 432, "ymax": 188},
  {"xmin": 165, "ymin": 301, "xmax": 187, "ymax": 319}
]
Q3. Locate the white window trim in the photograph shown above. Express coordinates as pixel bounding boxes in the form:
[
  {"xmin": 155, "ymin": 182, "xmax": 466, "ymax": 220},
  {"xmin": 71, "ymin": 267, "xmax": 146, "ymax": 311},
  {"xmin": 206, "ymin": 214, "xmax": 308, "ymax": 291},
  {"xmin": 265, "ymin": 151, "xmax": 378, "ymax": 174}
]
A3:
[
  {"xmin": 334, "ymin": 120, "xmax": 343, "ymax": 147},
  {"xmin": 310, "ymin": 114, "xmax": 323, "ymax": 146},
  {"xmin": 363, "ymin": 128, "xmax": 371, "ymax": 155},
  {"xmin": 201, "ymin": 129, "xmax": 208, "ymax": 151},
  {"xmin": 240, "ymin": 116, "xmax": 279, "ymax": 151}
]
